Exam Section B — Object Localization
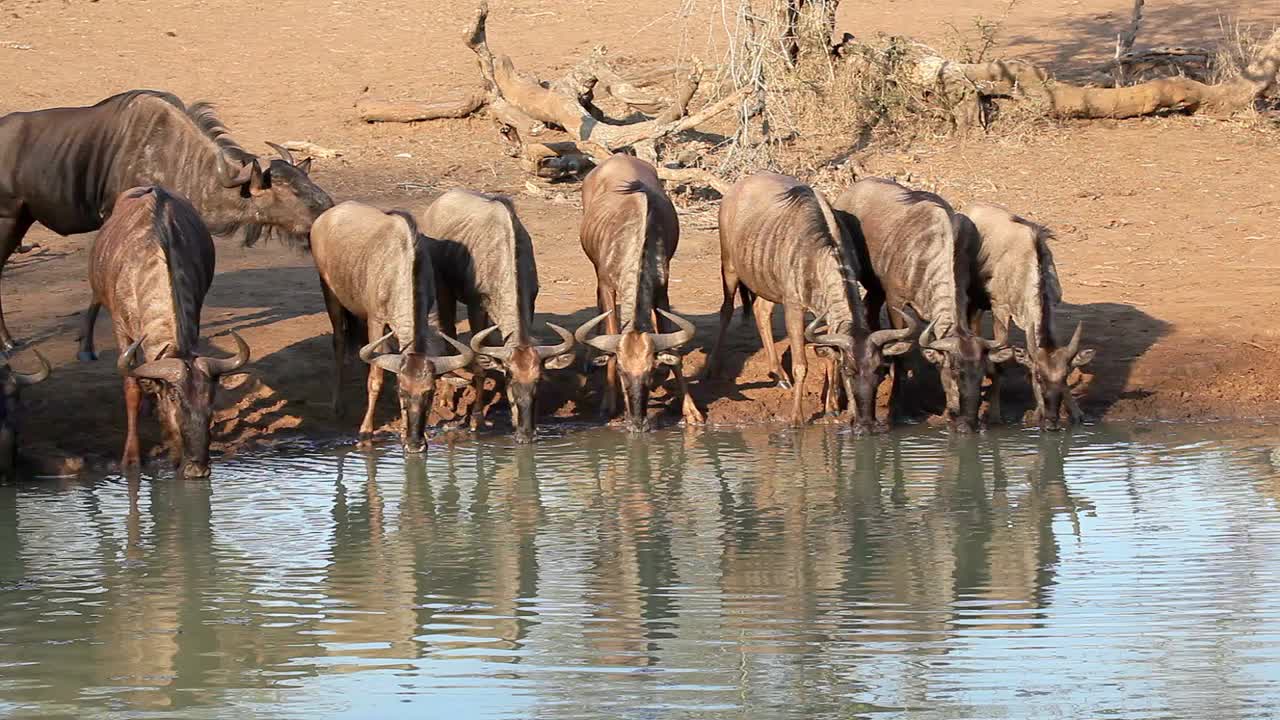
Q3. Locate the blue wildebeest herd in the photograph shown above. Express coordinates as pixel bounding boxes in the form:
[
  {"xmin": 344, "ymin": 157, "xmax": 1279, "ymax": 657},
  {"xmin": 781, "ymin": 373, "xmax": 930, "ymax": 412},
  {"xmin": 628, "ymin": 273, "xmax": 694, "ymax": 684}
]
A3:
[{"xmin": 0, "ymin": 90, "xmax": 1094, "ymax": 477}]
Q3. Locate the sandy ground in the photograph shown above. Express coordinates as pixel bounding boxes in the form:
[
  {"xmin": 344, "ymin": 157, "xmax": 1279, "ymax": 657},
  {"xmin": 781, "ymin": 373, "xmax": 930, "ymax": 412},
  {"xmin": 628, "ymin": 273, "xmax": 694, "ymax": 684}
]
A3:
[{"xmin": 2, "ymin": 0, "xmax": 1279, "ymax": 470}]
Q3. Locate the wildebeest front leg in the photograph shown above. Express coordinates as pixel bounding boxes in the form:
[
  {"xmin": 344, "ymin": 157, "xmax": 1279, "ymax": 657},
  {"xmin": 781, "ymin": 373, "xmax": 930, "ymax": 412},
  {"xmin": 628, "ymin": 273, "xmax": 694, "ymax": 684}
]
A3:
[
  {"xmin": 77, "ymin": 301, "xmax": 102, "ymax": 361},
  {"xmin": 784, "ymin": 304, "xmax": 809, "ymax": 426},
  {"xmin": 753, "ymin": 297, "xmax": 789, "ymax": 389},
  {"xmin": 987, "ymin": 312, "xmax": 1010, "ymax": 424},
  {"xmin": 320, "ymin": 280, "xmax": 348, "ymax": 418},
  {"xmin": 466, "ymin": 303, "xmax": 491, "ymax": 430},
  {"xmin": 122, "ymin": 376, "xmax": 143, "ymax": 470},
  {"xmin": 655, "ymin": 291, "xmax": 704, "ymax": 425},
  {"xmin": 0, "ymin": 208, "xmax": 35, "ymax": 351},
  {"xmin": 359, "ymin": 324, "xmax": 388, "ymax": 443},
  {"xmin": 1064, "ymin": 387, "xmax": 1085, "ymax": 425}
]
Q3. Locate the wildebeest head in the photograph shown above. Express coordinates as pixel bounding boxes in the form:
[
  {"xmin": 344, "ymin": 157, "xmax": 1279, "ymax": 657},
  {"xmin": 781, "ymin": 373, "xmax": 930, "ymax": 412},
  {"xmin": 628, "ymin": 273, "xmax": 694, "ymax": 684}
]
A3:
[
  {"xmin": 806, "ymin": 307, "xmax": 917, "ymax": 434},
  {"xmin": 470, "ymin": 323, "xmax": 576, "ymax": 444},
  {"xmin": 118, "ymin": 333, "xmax": 250, "ymax": 478},
  {"xmin": 0, "ymin": 351, "xmax": 52, "ymax": 480},
  {"xmin": 575, "ymin": 308, "xmax": 695, "ymax": 433},
  {"xmin": 218, "ymin": 143, "xmax": 333, "ymax": 245},
  {"xmin": 359, "ymin": 331, "xmax": 475, "ymax": 454},
  {"xmin": 920, "ymin": 321, "xmax": 1012, "ymax": 433},
  {"xmin": 1014, "ymin": 322, "xmax": 1094, "ymax": 431}
]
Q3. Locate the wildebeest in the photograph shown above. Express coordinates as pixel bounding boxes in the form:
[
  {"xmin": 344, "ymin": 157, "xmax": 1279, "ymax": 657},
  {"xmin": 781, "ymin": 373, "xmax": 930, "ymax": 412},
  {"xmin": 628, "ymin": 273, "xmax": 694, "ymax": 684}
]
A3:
[
  {"xmin": 310, "ymin": 201, "xmax": 474, "ymax": 453},
  {"xmin": 0, "ymin": 351, "xmax": 51, "ymax": 480},
  {"xmin": 81, "ymin": 186, "xmax": 250, "ymax": 477},
  {"xmin": 834, "ymin": 178, "xmax": 1011, "ymax": 432},
  {"xmin": 574, "ymin": 155, "xmax": 702, "ymax": 431},
  {"xmin": 422, "ymin": 189, "xmax": 575, "ymax": 443},
  {"xmin": 0, "ymin": 89, "xmax": 333, "ymax": 351},
  {"xmin": 962, "ymin": 202, "xmax": 1093, "ymax": 429},
  {"xmin": 707, "ymin": 173, "xmax": 916, "ymax": 430}
]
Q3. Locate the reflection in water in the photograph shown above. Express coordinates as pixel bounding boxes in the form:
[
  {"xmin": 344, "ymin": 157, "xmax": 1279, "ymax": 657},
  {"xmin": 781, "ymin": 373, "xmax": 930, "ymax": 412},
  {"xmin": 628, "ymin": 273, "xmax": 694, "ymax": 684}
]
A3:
[{"xmin": 1, "ymin": 424, "xmax": 1279, "ymax": 719}]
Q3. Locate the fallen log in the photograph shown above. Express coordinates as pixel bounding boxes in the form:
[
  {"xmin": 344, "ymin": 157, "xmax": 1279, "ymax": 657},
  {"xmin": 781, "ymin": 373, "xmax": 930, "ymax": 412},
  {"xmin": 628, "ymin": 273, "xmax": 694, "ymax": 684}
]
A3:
[{"xmin": 356, "ymin": 92, "xmax": 487, "ymax": 122}]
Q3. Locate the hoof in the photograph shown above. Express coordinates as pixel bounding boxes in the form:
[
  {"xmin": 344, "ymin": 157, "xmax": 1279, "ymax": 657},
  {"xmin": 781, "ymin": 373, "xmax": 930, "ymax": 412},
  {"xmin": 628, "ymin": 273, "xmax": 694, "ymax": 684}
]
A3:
[
  {"xmin": 775, "ymin": 378, "xmax": 793, "ymax": 391},
  {"xmin": 0, "ymin": 338, "xmax": 20, "ymax": 353},
  {"xmin": 77, "ymin": 351, "xmax": 98, "ymax": 362}
]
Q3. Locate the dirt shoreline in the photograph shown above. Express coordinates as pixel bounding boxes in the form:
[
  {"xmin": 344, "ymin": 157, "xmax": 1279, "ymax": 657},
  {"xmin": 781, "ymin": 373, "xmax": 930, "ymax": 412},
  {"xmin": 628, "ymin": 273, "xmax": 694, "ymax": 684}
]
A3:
[{"xmin": 4, "ymin": 0, "xmax": 1280, "ymax": 474}]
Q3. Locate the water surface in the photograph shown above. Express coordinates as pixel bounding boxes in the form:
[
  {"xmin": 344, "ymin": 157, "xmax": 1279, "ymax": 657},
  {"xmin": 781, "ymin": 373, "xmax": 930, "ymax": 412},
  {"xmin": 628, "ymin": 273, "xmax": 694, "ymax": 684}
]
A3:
[{"xmin": 2, "ymin": 423, "xmax": 1280, "ymax": 719}]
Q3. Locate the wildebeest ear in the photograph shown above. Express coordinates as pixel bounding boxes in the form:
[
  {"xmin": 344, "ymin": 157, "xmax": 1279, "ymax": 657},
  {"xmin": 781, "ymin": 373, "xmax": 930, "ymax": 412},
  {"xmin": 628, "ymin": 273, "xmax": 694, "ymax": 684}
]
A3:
[
  {"xmin": 441, "ymin": 374, "xmax": 471, "ymax": 388},
  {"xmin": 921, "ymin": 348, "xmax": 945, "ymax": 366},
  {"xmin": 475, "ymin": 354, "xmax": 505, "ymax": 371},
  {"xmin": 296, "ymin": 157, "xmax": 313, "ymax": 175},
  {"xmin": 656, "ymin": 352, "xmax": 681, "ymax": 367},
  {"xmin": 543, "ymin": 353, "xmax": 576, "ymax": 371},
  {"xmin": 1072, "ymin": 348, "xmax": 1095, "ymax": 367},
  {"xmin": 591, "ymin": 354, "xmax": 612, "ymax": 367},
  {"xmin": 882, "ymin": 341, "xmax": 913, "ymax": 357},
  {"xmin": 989, "ymin": 347, "xmax": 1015, "ymax": 364}
]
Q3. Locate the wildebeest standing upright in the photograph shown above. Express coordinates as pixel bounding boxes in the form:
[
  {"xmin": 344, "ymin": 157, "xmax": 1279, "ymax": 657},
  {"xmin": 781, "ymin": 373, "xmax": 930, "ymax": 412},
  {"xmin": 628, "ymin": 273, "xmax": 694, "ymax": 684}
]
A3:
[
  {"xmin": 83, "ymin": 186, "xmax": 250, "ymax": 477},
  {"xmin": 834, "ymin": 178, "xmax": 1011, "ymax": 432},
  {"xmin": 310, "ymin": 201, "xmax": 474, "ymax": 452},
  {"xmin": 423, "ymin": 189, "xmax": 575, "ymax": 443},
  {"xmin": 574, "ymin": 155, "xmax": 702, "ymax": 431},
  {"xmin": 0, "ymin": 90, "xmax": 333, "ymax": 351},
  {"xmin": 0, "ymin": 351, "xmax": 52, "ymax": 480},
  {"xmin": 707, "ymin": 173, "xmax": 916, "ymax": 430},
  {"xmin": 962, "ymin": 202, "xmax": 1093, "ymax": 429}
]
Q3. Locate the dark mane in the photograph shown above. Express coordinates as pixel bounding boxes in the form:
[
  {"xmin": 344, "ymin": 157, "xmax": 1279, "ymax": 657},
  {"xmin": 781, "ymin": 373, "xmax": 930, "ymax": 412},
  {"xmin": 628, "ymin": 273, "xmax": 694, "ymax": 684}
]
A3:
[{"xmin": 185, "ymin": 101, "xmax": 251, "ymax": 158}]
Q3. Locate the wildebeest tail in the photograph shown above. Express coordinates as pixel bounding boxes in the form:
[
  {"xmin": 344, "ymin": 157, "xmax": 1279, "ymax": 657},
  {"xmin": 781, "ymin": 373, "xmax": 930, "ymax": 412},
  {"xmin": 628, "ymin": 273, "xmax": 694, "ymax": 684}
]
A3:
[
  {"xmin": 387, "ymin": 209, "xmax": 430, "ymax": 352},
  {"xmin": 739, "ymin": 284, "xmax": 754, "ymax": 320}
]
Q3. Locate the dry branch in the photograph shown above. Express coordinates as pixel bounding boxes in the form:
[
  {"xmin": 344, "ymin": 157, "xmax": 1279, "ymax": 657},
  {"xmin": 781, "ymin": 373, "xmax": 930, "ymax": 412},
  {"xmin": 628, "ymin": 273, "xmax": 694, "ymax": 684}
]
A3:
[
  {"xmin": 917, "ymin": 26, "xmax": 1280, "ymax": 118},
  {"xmin": 356, "ymin": 92, "xmax": 487, "ymax": 122}
]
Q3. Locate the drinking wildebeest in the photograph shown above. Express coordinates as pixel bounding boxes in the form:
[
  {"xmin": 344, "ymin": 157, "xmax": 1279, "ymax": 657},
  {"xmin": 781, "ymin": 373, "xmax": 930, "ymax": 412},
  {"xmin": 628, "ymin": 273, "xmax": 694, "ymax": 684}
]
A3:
[
  {"xmin": 962, "ymin": 202, "xmax": 1093, "ymax": 429},
  {"xmin": 707, "ymin": 173, "xmax": 916, "ymax": 430},
  {"xmin": 574, "ymin": 155, "xmax": 702, "ymax": 431},
  {"xmin": 833, "ymin": 178, "xmax": 1011, "ymax": 432},
  {"xmin": 422, "ymin": 189, "xmax": 575, "ymax": 443},
  {"xmin": 0, "ymin": 89, "xmax": 333, "ymax": 351},
  {"xmin": 0, "ymin": 350, "xmax": 52, "ymax": 480},
  {"xmin": 81, "ymin": 186, "xmax": 250, "ymax": 477},
  {"xmin": 310, "ymin": 201, "xmax": 474, "ymax": 452}
]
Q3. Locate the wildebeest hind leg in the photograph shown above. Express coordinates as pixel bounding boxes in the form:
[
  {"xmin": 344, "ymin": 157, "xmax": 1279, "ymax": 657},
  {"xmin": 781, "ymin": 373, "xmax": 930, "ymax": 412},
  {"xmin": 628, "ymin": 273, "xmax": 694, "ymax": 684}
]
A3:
[
  {"xmin": 77, "ymin": 301, "xmax": 102, "ymax": 361},
  {"xmin": 466, "ymin": 304, "xmax": 491, "ymax": 430},
  {"xmin": 704, "ymin": 267, "xmax": 740, "ymax": 380},
  {"xmin": 0, "ymin": 208, "xmax": 35, "ymax": 351}
]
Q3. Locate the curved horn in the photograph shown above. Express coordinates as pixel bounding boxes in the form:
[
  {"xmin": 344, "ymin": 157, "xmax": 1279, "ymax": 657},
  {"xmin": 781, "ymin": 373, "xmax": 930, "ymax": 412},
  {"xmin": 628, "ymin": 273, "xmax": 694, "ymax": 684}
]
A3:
[
  {"xmin": 868, "ymin": 307, "xmax": 918, "ymax": 347},
  {"xmin": 804, "ymin": 308, "xmax": 832, "ymax": 344},
  {"xmin": 117, "ymin": 336, "xmax": 187, "ymax": 384},
  {"xmin": 535, "ymin": 322, "xmax": 575, "ymax": 360},
  {"xmin": 359, "ymin": 331, "xmax": 404, "ymax": 374},
  {"xmin": 265, "ymin": 141, "xmax": 296, "ymax": 165},
  {"xmin": 9, "ymin": 348, "xmax": 51, "ymax": 386},
  {"xmin": 919, "ymin": 321, "xmax": 963, "ymax": 353},
  {"xmin": 198, "ymin": 331, "xmax": 251, "ymax": 376},
  {"xmin": 1065, "ymin": 321, "xmax": 1083, "ymax": 356},
  {"xmin": 469, "ymin": 325, "xmax": 512, "ymax": 362},
  {"xmin": 575, "ymin": 310, "xmax": 622, "ymax": 355},
  {"xmin": 217, "ymin": 152, "xmax": 255, "ymax": 188},
  {"xmin": 428, "ymin": 333, "xmax": 475, "ymax": 375},
  {"xmin": 651, "ymin": 308, "xmax": 695, "ymax": 352}
]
